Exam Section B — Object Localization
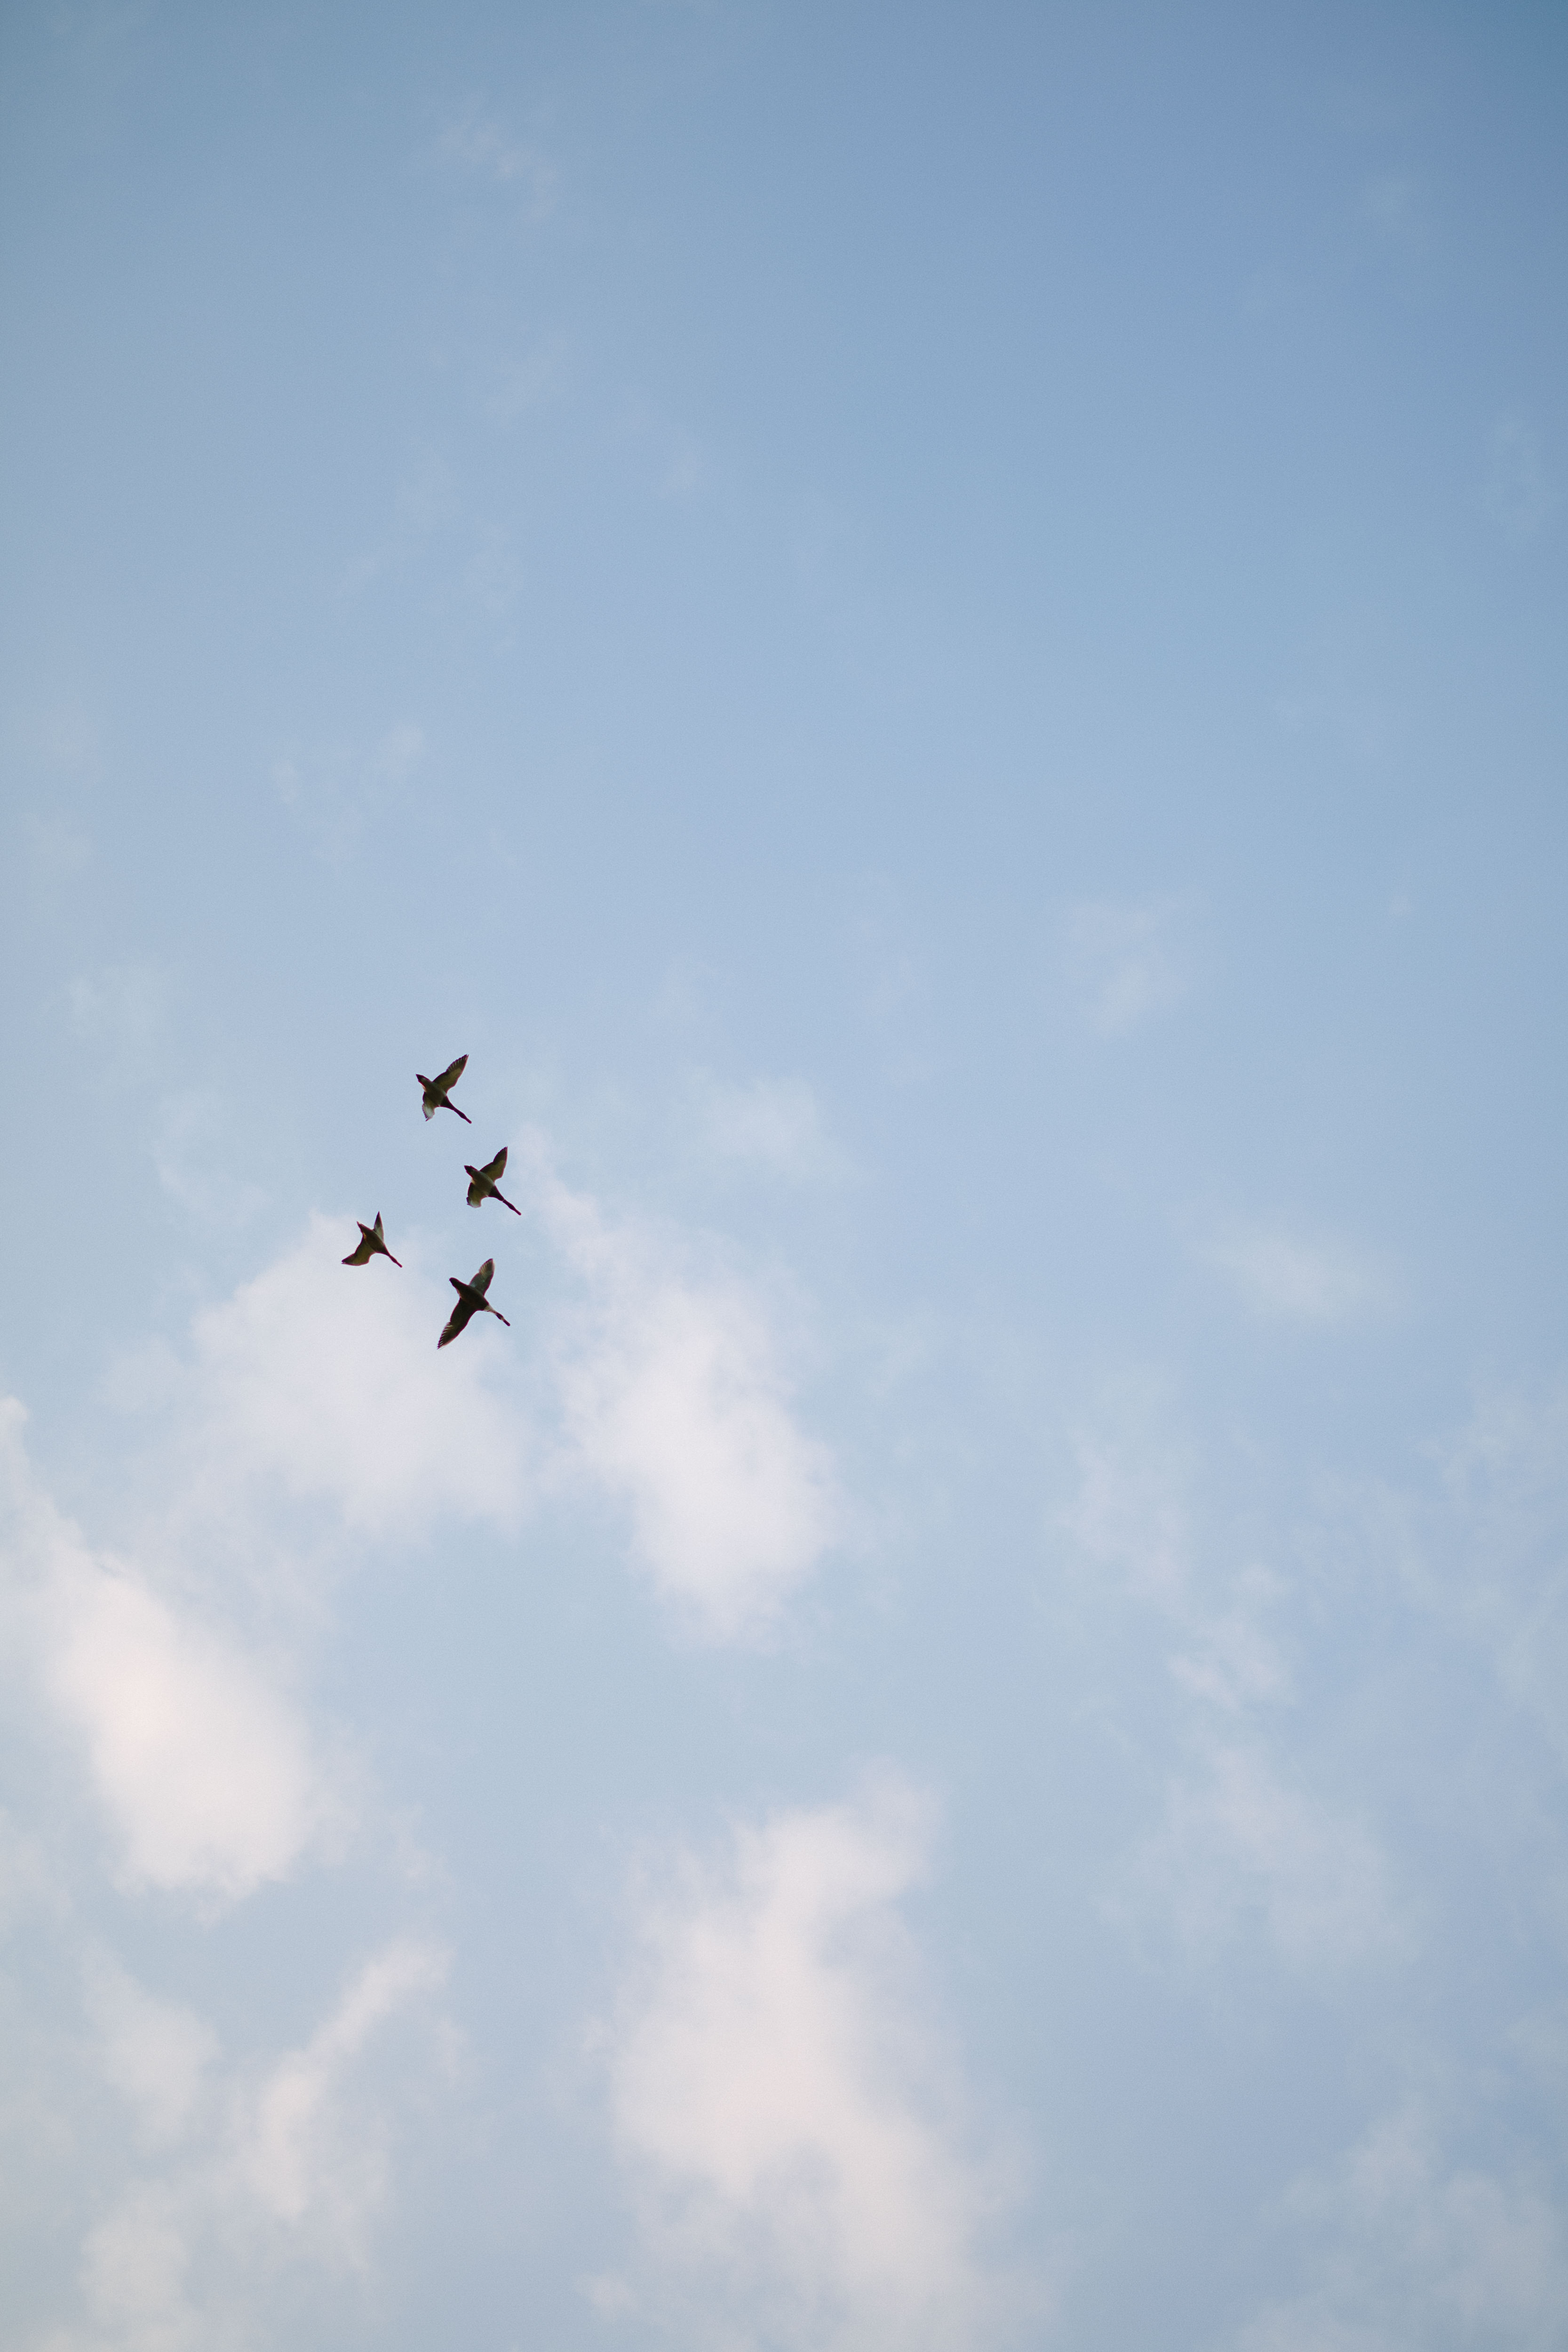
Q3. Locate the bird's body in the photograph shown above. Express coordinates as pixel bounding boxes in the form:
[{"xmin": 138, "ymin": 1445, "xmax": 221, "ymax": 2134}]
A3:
[
  {"xmin": 465, "ymin": 1146, "xmax": 521, "ymax": 1214},
  {"xmin": 438, "ymin": 1257, "xmax": 511, "ymax": 1347},
  {"xmin": 343, "ymin": 1212, "xmax": 401, "ymax": 1268},
  {"xmin": 417, "ymin": 1054, "xmax": 472, "ymax": 1123}
]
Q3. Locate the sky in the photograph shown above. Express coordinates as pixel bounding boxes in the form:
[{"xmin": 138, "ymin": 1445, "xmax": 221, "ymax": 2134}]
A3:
[{"xmin": 1, "ymin": 2, "xmax": 1567, "ymax": 2345}]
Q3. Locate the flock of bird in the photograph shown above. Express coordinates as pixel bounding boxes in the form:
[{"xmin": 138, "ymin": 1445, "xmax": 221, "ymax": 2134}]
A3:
[{"xmin": 342, "ymin": 1054, "xmax": 514, "ymax": 1349}]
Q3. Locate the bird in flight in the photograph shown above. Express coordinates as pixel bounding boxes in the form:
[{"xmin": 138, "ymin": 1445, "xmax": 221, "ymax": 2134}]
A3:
[
  {"xmin": 438, "ymin": 1257, "xmax": 511, "ymax": 1348},
  {"xmin": 417, "ymin": 1054, "xmax": 472, "ymax": 1123},
  {"xmin": 342, "ymin": 1212, "xmax": 402, "ymax": 1268},
  {"xmin": 465, "ymin": 1146, "xmax": 522, "ymax": 1215}
]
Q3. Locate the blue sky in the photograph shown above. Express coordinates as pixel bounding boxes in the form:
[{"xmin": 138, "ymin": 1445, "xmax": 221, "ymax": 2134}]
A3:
[{"xmin": 2, "ymin": 4, "xmax": 1567, "ymax": 2346}]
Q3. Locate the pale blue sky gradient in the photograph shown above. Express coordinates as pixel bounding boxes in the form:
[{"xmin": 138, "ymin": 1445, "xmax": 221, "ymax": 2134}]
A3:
[{"xmin": 3, "ymin": 6, "xmax": 1567, "ymax": 2348}]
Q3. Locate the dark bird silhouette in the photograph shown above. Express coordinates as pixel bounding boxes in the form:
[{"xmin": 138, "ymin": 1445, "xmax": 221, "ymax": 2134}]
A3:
[
  {"xmin": 342, "ymin": 1212, "xmax": 402, "ymax": 1268},
  {"xmin": 417, "ymin": 1054, "xmax": 471, "ymax": 1124},
  {"xmin": 465, "ymin": 1146, "xmax": 521, "ymax": 1215},
  {"xmin": 438, "ymin": 1257, "xmax": 511, "ymax": 1348}
]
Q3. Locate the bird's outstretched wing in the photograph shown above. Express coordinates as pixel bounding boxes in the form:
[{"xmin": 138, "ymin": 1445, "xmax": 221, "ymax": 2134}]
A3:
[
  {"xmin": 420, "ymin": 1057, "xmax": 471, "ymax": 1122},
  {"xmin": 372, "ymin": 1213, "xmax": 386, "ymax": 1239},
  {"xmin": 343, "ymin": 1231, "xmax": 374, "ymax": 1265},
  {"xmin": 483, "ymin": 1147, "xmax": 507, "ymax": 1181},
  {"xmin": 471, "ymin": 1257, "xmax": 494, "ymax": 1295},
  {"xmin": 438, "ymin": 1292, "xmax": 478, "ymax": 1348}
]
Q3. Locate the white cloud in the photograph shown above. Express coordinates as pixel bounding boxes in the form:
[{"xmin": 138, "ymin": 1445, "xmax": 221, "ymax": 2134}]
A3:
[
  {"xmin": 1062, "ymin": 898, "xmax": 1190, "ymax": 1036},
  {"xmin": 99, "ymin": 1144, "xmax": 832, "ymax": 1646},
  {"xmin": 0, "ymin": 1398, "xmax": 336, "ymax": 1903},
  {"xmin": 48, "ymin": 1554, "xmax": 329, "ymax": 1901},
  {"xmin": 688, "ymin": 1073, "xmax": 849, "ymax": 1183},
  {"xmin": 1239, "ymin": 2105, "xmax": 1568, "ymax": 2351},
  {"xmin": 596, "ymin": 1771, "xmax": 1035, "ymax": 2349},
  {"xmin": 531, "ymin": 1149, "xmax": 840, "ymax": 1642},
  {"xmin": 1204, "ymin": 1223, "xmax": 1388, "ymax": 1325},
  {"xmin": 175, "ymin": 1214, "xmax": 531, "ymax": 1542},
  {"xmin": 1, "ymin": 1196, "xmax": 539, "ymax": 1905}
]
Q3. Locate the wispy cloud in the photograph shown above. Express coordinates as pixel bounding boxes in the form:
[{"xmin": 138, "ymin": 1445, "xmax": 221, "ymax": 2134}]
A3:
[
  {"xmin": 616, "ymin": 397, "xmax": 719, "ymax": 502},
  {"xmin": 237, "ymin": 1938, "xmax": 451, "ymax": 2258},
  {"xmin": 1063, "ymin": 1390, "xmax": 1411, "ymax": 1976},
  {"xmin": 1203, "ymin": 1222, "xmax": 1390, "ymax": 1325},
  {"xmin": 593, "ymin": 1771, "xmax": 1037, "ymax": 2349},
  {"xmin": 56, "ymin": 1936, "xmax": 452, "ymax": 2347},
  {"xmin": 85, "ymin": 1953, "xmax": 220, "ymax": 2153},
  {"xmin": 1238, "ymin": 2104, "xmax": 1568, "ymax": 2350},
  {"xmin": 1061, "ymin": 898, "xmax": 1191, "ymax": 1037},
  {"xmin": 68, "ymin": 960, "xmax": 167, "ymax": 1085},
  {"xmin": 484, "ymin": 332, "xmax": 568, "ymax": 425},
  {"xmin": 1416, "ymin": 1380, "xmax": 1568, "ymax": 1771},
  {"xmin": 1060, "ymin": 1379, "xmax": 1193, "ymax": 1608},
  {"xmin": 272, "ymin": 721, "xmax": 424, "ymax": 858},
  {"xmin": 1119, "ymin": 1738, "xmax": 1412, "ymax": 1974},
  {"xmin": 151, "ymin": 1089, "xmax": 268, "ymax": 1224},
  {"xmin": 1483, "ymin": 413, "xmax": 1558, "ymax": 544},
  {"xmin": 1362, "ymin": 168, "xmax": 1429, "ymax": 252},
  {"xmin": 687, "ymin": 1072, "xmax": 851, "ymax": 1184},
  {"xmin": 436, "ymin": 104, "xmax": 557, "ymax": 219}
]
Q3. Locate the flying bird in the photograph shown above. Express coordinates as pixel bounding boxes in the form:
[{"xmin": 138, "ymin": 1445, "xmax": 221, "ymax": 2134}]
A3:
[
  {"xmin": 417, "ymin": 1054, "xmax": 472, "ymax": 1123},
  {"xmin": 342, "ymin": 1212, "xmax": 402, "ymax": 1268},
  {"xmin": 465, "ymin": 1146, "xmax": 521, "ymax": 1214},
  {"xmin": 438, "ymin": 1256, "xmax": 511, "ymax": 1348}
]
